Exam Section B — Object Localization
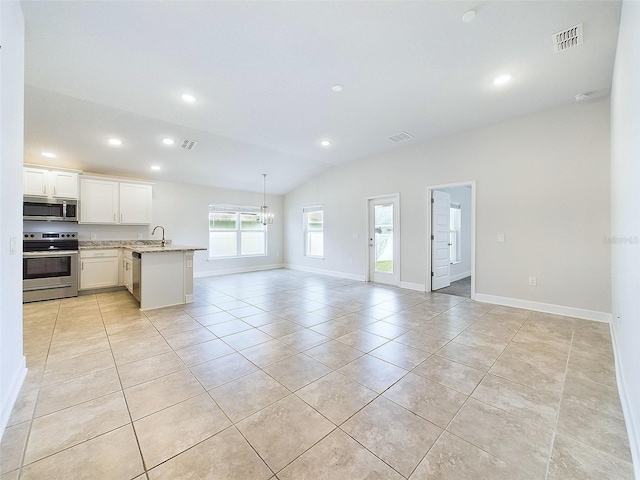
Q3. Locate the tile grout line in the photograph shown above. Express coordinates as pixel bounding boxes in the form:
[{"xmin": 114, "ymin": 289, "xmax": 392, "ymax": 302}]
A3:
[
  {"xmin": 544, "ymin": 329, "xmax": 574, "ymax": 480},
  {"xmin": 97, "ymin": 294, "xmax": 164, "ymax": 477},
  {"xmin": 15, "ymin": 299, "xmax": 62, "ymax": 480},
  {"xmin": 403, "ymin": 305, "xmax": 536, "ymax": 478}
]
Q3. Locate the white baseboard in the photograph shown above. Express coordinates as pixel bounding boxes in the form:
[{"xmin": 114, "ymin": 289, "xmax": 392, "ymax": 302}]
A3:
[
  {"xmin": 284, "ymin": 264, "xmax": 365, "ymax": 282},
  {"xmin": 0, "ymin": 356, "xmax": 27, "ymax": 440},
  {"xmin": 610, "ymin": 325, "xmax": 640, "ymax": 478},
  {"xmin": 399, "ymin": 281, "xmax": 426, "ymax": 292},
  {"xmin": 450, "ymin": 271, "xmax": 471, "ymax": 283},
  {"xmin": 473, "ymin": 293, "xmax": 613, "ymax": 323},
  {"xmin": 194, "ymin": 263, "xmax": 284, "ymax": 278}
]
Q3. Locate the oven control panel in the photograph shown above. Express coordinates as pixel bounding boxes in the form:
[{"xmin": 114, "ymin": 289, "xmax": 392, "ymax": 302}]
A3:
[{"xmin": 24, "ymin": 232, "xmax": 77, "ymax": 240}]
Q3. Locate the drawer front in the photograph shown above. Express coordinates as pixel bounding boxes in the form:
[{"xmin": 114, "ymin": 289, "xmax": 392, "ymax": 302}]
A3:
[{"xmin": 80, "ymin": 249, "xmax": 120, "ymax": 259}]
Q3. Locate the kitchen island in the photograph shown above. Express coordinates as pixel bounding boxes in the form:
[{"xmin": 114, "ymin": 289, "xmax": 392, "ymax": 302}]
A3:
[
  {"xmin": 79, "ymin": 240, "xmax": 206, "ymax": 310},
  {"xmin": 128, "ymin": 245, "xmax": 206, "ymax": 310}
]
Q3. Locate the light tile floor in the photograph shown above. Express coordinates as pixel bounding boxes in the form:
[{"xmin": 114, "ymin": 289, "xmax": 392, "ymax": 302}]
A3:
[{"xmin": 1, "ymin": 269, "xmax": 634, "ymax": 479}]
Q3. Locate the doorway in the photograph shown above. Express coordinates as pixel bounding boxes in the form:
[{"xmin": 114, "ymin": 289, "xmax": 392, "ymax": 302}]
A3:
[
  {"xmin": 427, "ymin": 182, "xmax": 475, "ymax": 298},
  {"xmin": 367, "ymin": 195, "xmax": 400, "ymax": 286}
]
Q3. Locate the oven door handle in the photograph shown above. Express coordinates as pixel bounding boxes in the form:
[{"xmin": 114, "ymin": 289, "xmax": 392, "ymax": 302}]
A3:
[
  {"xmin": 23, "ymin": 284, "xmax": 74, "ymax": 292},
  {"xmin": 23, "ymin": 250, "xmax": 79, "ymax": 257}
]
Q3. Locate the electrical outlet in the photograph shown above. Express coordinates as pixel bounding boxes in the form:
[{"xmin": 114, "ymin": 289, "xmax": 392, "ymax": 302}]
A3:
[
  {"xmin": 90, "ymin": 234, "xmax": 97, "ymax": 240},
  {"xmin": 498, "ymin": 233, "xmax": 505, "ymax": 243},
  {"xmin": 137, "ymin": 234, "xmax": 143, "ymax": 240},
  {"xmin": 529, "ymin": 277, "xmax": 537, "ymax": 286},
  {"xmin": 10, "ymin": 237, "xmax": 16, "ymax": 254}
]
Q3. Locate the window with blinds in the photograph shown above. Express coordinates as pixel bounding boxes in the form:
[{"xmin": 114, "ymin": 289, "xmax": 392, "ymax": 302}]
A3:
[
  {"xmin": 208, "ymin": 204, "xmax": 266, "ymax": 258},
  {"xmin": 303, "ymin": 205, "xmax": 323, "ymax": 258}
]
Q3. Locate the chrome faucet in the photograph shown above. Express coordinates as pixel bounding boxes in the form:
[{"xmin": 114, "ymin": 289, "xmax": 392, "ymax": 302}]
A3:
[{"xmin": 152, "ymin": 225, "xmax": 165, "ymax": 247}]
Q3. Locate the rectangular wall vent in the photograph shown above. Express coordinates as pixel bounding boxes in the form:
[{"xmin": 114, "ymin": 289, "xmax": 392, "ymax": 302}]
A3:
[
  {"xmin": 179, "ymin": 138, "xmax": 197, "ymax": 150},
  {"xmin": 387, "ymin": 132, "xmax": 414, "ymax": 143},
  {"xmin": 552, "ymin": 23, "xmax": 583, "ymax": 52}
]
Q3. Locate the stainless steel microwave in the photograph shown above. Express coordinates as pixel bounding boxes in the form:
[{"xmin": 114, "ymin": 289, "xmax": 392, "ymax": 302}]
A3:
[{"xmin": 23, "ymin": 197, "xmax": 78, "ymax": 222}]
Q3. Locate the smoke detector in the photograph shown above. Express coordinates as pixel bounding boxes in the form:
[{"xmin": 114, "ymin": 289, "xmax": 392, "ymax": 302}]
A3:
[
  {"xmin": 387, "ymin": 132, "xmax": 414, "ymax": 143},
  {"xmin": 179, "ymin": 138, "xmax": 197, "ymax": 150},
  {"xmin": 552, "ymin": 23, "xmax": 583, "ymax": 52}
]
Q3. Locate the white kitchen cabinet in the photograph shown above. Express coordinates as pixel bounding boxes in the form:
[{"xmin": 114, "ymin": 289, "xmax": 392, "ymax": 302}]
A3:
[
  {"xmin": 24, "ymin": 166, "xmax": 79, "ymax": 199},
  {"xmin": 51, "ymin": 171, "xmax": 79, "ymax": 198},
  {"xmin": 80, "ymin": 178, "xmax": 119, "ymax": 224},
  {"xmin": 23, "ymin": 167, "xmax": 49, "ymax": 196},
  {"xmin": 120, "ymin": 183, "xmax": 152, "ymax": 225},
  {"xmin": 79, "ymin": 249, "xmax": 120, "ymax": 290},
  {"xmin": 80, "ymin": 177, "xmax": 152, "ymax": 225}
]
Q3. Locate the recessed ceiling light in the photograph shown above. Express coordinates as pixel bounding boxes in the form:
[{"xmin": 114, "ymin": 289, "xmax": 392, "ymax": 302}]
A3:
[
  {"xmin": 108, "ymin": 138, "xmax": 122, "ymax": 146},
  {"xmin": 493, "ymin": 74, "xmax": 512, "ymax": 86},
  {"xmin": 332, "ymin": 85, "xmax": 343, "ymax": 92},
  {"xmin": 151, "ymin": 165, "xmax": 161, "ymax": 171},
  {"xmin": 462, "ymin": 10, "xmax": 476, "ymax": 23},
  {"xmin": 320, "ymin": 140, "xmax": 331, "ymax": 147},
  {"xmin": 162, "ymin": 138, "xmax": 175, "ymax": 145},
  {"xmin": 41, "ymin": 152, "xmax": 56, "ymax": 158},
  {"xmin": 181, "ymin": 93, "xmax": 196, "ymax": 103}
]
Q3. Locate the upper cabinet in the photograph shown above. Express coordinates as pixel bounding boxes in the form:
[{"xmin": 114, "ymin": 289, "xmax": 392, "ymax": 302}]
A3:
[
  {"xmin": 80, "ymin": 178, "xmax": 119, "ymax": 224},
  {"xmin": 120, "ymin": 182, "xmax": 153, "ymax": 224},
  {"xmin": 79, "ymin": 177, "xmax": 152, "ymax": 225},
  {"xmin": 24, "ymin": 166, "xmax": 79, "ymax": 199}
]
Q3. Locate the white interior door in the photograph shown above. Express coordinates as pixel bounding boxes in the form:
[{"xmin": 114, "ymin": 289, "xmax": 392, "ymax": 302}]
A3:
[
  {"xmin": 368, "ymin": 197, "xmax": 399, "ymax": 286},
  {"xmin": 431, "ymin": 190, "xmax": 451, "ymax": 290}
]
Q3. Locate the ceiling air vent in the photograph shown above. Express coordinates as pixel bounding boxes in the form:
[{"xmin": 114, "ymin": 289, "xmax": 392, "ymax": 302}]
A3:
[
  {"xmin": 552, "ymin": 23, "xmax": 583, "ymax": 52},
  {"xmin": 179, "ymin": 138, "xmax": 197, "ymax": 150},
  {"xmin": 387, "ymin": 132, "xmax": 414, "ymax": 143}
]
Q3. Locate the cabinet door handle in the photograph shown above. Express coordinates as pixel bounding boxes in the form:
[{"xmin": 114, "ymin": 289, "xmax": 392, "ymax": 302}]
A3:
[
  {"xmin": 113, "ymin": 214, "xmax": 116, "ymax": 222},
  {"xmin": 81, "ymin": 261, "xmax": 84, "ymax": 270},
  {"xmin": 44, "ymin": 185, "xmax": 47, "ymax": 195},
  {"xmin": 53, "ymin": 186, "xmax": 57, "ymax": 196},
  {"xmin": 120, "ymin": 214, "xmax": 123, "ymax": 222}
]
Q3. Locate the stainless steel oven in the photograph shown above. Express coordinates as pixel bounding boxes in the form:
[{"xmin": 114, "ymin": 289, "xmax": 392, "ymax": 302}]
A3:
[{"xmin": 23, "ymin": 232, "xmax": 79, "ymax": 303}]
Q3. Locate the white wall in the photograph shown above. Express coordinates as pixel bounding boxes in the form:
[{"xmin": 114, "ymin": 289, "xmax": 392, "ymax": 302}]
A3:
[
  {"xmin": 285, "ymin": 99, "xmax": 611, "ymax": 318},
  {"xmin": 610, "ymin": 0, "xmax": 640, "ymax": 474},
  {"xmin": 0, "ymin": 0, "xmax": 27, "ymax": 440},
  {"xmin": 152, "ymin": 180, "xmax": 284, "ymax": 276},
  {"xmin": 439, "ymin": 186, "xmax": 472, "ymax": 282}
]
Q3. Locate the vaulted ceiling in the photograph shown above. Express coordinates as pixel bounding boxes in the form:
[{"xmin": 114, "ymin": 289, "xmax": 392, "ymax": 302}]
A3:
[{"xmin": 21, "ymin": 1, "xmax": 621, "ymax": 194}]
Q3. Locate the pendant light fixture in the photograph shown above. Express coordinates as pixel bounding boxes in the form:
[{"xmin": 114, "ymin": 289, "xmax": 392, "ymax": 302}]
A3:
[{"xmin": 260, "ymin": 173, "xmax": 274, "ymax": 225}]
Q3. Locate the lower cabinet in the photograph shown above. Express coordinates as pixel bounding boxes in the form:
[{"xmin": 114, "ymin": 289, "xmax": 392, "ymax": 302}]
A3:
[{"xmin": 79, "ymin": 249, "xmax": 120, "ymax": 290}]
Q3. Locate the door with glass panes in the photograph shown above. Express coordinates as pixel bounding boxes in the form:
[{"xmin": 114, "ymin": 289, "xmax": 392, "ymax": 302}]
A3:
[{"xmin": 368, "ymin": 196, "xmax": 399, "ymax": 285}]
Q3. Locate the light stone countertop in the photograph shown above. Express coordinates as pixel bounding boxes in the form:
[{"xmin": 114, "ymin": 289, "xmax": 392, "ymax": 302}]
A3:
[
  {"xmin": 125, "ymin": 245, "xmax": 207, "ymax": 253},
  {"xmin": 79, "ymin": 240, "xmax": 206, "ymax": 253}
]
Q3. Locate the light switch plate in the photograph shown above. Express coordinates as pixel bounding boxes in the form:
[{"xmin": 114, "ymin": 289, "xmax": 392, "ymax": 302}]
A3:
[
  {"xmin": 10, "ymin": 236, "xmax": 16, "ymax": 254},
  {"xmin": 498, "ymin": 233, "xmax": 505, "ymax": 243},
  {"xmin": 90, "ymin": 234, "xmax": 97, "ymax": 240}
]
